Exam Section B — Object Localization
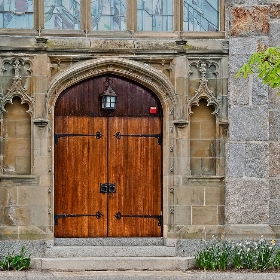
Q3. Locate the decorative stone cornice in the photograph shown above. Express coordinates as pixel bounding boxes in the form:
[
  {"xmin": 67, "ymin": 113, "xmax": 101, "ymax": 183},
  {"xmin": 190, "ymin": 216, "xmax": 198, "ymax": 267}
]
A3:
[{"xmin": 48, "ymin": 57, "xmax": 177, "ymax": 106}]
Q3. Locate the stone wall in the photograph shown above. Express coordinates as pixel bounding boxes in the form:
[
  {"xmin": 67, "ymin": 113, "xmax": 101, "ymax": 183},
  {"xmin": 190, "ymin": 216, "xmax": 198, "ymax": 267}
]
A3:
[{"xmin": 226, "ymin": 0, "xmax": 280, "ymax": 238}]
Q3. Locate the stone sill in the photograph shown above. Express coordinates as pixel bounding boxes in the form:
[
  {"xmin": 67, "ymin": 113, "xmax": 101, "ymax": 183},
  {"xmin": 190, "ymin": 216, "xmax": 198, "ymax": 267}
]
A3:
[
  {"xmin": 0, "ymin": 175, "xmax": 36, "ymax": 180},
  {"xmin": 186, "ymin": 175, "xmax": 224, "ymax": 182}
]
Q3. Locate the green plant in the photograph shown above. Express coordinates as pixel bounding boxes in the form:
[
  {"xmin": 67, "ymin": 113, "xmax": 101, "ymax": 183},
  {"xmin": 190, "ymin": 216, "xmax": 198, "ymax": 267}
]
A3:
[
  {"xmin": 0, "ymin": 246, "xmax": 31, "ymax": 271},
  {"xmin": 196, "ymin": 239, "xmax": 278, "ymax": 271},
  {"xmin": 236, "ymin": 44, "xmax": 280, "ymax": 93},
  {"xmin": 195, "ymin": 241, "xmax": 231, "ymax": 271}
]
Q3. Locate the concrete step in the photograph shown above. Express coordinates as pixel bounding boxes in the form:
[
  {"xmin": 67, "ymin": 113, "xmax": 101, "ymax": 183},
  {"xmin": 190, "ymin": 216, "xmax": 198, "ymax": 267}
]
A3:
[
  {"xmin": 46, "ymin": 245, "xmax": 176, "ymax": 257},
  {"xmin": 32, "ymin": 256, "xmax": 196, "ymax": 272},
  {"xmin": 54, "ymin": 237, "xmax": 167, "ymax": 246}
]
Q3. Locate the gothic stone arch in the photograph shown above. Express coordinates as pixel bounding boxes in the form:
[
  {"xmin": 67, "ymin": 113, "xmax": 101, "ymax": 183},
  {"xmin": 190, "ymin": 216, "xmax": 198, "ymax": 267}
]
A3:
[{"xmin": 47, "ymin": 57, "xmax": 177, "ymax": 237}]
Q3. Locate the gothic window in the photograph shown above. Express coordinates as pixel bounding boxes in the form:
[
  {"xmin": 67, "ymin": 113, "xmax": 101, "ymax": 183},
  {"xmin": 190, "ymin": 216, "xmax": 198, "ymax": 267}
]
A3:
[
  {"xmin": 0, "ymin": 0, "xmax": 224, "ymax": 35},
  {"xmin": 0, "ymin": 0, "xmax": 34, "ymax": 28},
  {"xmin": 137, "ymin": 0, "xmax": 173, "ymax": 31},
  {"xmin": 183, "ymin": 0, "xmax": 219, "ymax": 32},
  {"xmin": 44, "ymin": 0, "xmax": 81, "ymax": 30},
  {"xmin": 91, "ymin": 0, "xmax": 126, "ymax": 31}
]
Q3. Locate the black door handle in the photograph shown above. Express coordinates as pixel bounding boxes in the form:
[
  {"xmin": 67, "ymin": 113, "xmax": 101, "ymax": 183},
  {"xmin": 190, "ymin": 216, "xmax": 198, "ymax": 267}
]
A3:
[{"xmin": 100, "ymin": 183, "xmax": 116, "ymax": 193}]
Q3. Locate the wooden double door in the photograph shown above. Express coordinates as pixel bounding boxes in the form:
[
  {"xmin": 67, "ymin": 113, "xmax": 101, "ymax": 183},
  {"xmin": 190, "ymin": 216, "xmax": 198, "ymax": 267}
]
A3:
[{"xmin": 54, "ymin": 75, "xmax": 162, "ymax": 237}]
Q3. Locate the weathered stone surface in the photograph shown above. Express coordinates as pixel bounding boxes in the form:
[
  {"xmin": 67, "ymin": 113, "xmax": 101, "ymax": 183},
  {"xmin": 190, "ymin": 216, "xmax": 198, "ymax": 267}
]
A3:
[
  {"xmin": 205, "ymin": 187, "xmax": 225, "ymax": 205},
  {"xmin": 174, "ymin": 206, "xmax": 191, "ymax": 225},
  {"xmin": 225, "ymin": 178, "xmax": 269, "ymax": 224},
  {"xmin": 229, "ymin": 106, "xmax": 269, "ymax": 141},
  {"xmin": 175, "ymin": 186, "xmax": 204, "ymax": 206},
  {"xmin": 91, "ymin": 39, "xmax": 134, "ymax": 50},
  {"xmin": 229, "ymin": 37, "xmax": 269, "ymax": 55},
  {"xmin": 269, "ymin": 88, "xmax": 280, "ymax": 109},
  {"xmin": 245, "ymin": 143, "xmax": 269, "ymax": 178},
  {"xmin": 226, "ymin": 143, "xmax": 245, "ymax": 177},
  {"xmin": 269, "ymin": 142, "xmax": 280, "ymax": 176},
  {"xmin": 270, "ymin": 3, "xmax": 280, "ymax": 19},
  {"xmin": 4, "ymin": 206, "xmax": 30, "ymax": 226},
  {"xmin": 270, "ymin": 178, "xmax": 280, "ymax": 199},
  {"xmin": 228, "ymin": 54, "xmax": 251, "ymax": 75},
  {"xmin": 228, "ymin": 74, "xmax": 249, "ymax": 105},
  {"xmin": 47, "ymin": 38, "xmax": 91, "ymax": 49},
  {"xmin": 231, "ymin": 6, "xmax": 270, "ymax": 36},
  {"xmin": 252, "ymin": 75, "xmax": 269, "ymax": 105},
  {"xmin": 269, "ymin": 110, "xmax": 280, "ymax": 140},
  {"xmin": 192, "ymin": 206, "xmax": 219, "ymax": 225},
  {"xmin": 269, "ymin": 200, "xmax": 280, "ymax": 224},
  {"xmin": 269, "ymin": 21, "xmax": 280, "ymax": 45}
]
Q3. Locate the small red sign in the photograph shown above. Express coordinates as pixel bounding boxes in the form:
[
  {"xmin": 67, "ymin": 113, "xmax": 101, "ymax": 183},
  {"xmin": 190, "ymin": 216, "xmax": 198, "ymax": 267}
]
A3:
[{"xmin": 150, "ymin": 107, "xmax": 157, "ymax": 114}]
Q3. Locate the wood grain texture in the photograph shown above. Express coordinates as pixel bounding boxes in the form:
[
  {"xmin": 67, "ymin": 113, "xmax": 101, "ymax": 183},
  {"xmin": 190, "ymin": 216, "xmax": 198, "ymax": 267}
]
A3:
[{"xmin": 54, "ymin": 75, "xmax": 162, "ymax": 237}]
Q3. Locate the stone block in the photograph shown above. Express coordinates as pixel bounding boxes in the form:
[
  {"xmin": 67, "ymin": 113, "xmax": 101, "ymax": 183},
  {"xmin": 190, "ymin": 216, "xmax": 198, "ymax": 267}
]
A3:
[
  {"xmin": 270, "ymin": 21, "xmax": 280, "ymax": 46},
  {"xmin": 269, "ymin": 142, "xmax": 280, "ymax": 176},
  {"xmin": 174, "ymin": 206, "xmax": 191, "ymax": 225},
  {"xmin": 226, "ymin": 143, "xmax": 245, "ymax": 177},
  {"xmin": 218, "ymin": 206, "xmax": 225, "ymax": 225},
  {"xmin": 229, "ymin": 106, "xmax": 269, "ymax": 141},
  {"xmin": 269, "ymin": 200, "xmax": 280, "ymax": 224},
  {"xmin": 252, "ymin": 75, "xmax": 269, "ymax": 105},
  {"xmin": 174, "ymin": 139, "xmax": 188, "ymax": 157},
  {"xmin": 245, "ymin": 142, "xmax": 269, "ymax": 178},
  {"xmin": 4, "ymin": 206, "xmax": 30, "ymax": 226},
  {"xmin": 190, "ymin": 140, "xmax": 215, "ymax": 157},
  {"xmin": 269, "ymin": 88, "xmax": 280, "ymax": 109},
  {"xmin": 229, "ymin": 37, "xmax": 269, "ymax": 55},
  {"xmin": 15, "ymin": 156, "xmax": 31, "ymax": 175},
  {"xmin": 225, "ymin": 178, "xmax": 269, "ymax": 224},
  {"xmin": 205, "ymin": 186, "xmax": 225, "ymax": 205},
  {"xmin": 270, "ymin": 178, "xmax": 280, "ymax": 199},
  {"xmin": 269, "ymin": 110, "xmax": 280, "ymax": 141},
  {"xmin": 0, "ymin": 226, "xmax": 19, "ymax": 240},
  {"xmin": 228, "ymin": 74, "xmax": 250, "ymax": 105},
  {"xmin": 192, "ymin": 206, "xmax": 218, "ymax": 225},
  {"xmin": 175, "ymin": 185, "xmax": 204, "ymax": 206},
  {"xmin": 225, "ymin": 224, "xmax": 275, "ymax": 239},
  {"xmin": 231, "ymin": 6, "xmax": 270, "ymax": 36},
  {"xmin": 15, "ymin": 120, "xmax": 31, "ymax": 137},
  {"xmin": 270, "ymin": 3, "xmax": 280, "ymax": 19},
  {"xmin": 0, "ymin": 187, "xmax": 17, "ymax": 206},
  {"xmin": 30, "ymin": 206, "xmax": 49, "ymax": 226},
  {"xmin": 173, "ymin": 157, "xmax": 189, "ymax": 175}
]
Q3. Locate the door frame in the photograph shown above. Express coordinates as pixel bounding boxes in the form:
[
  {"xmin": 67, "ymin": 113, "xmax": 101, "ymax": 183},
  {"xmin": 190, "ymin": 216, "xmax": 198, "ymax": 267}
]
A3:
[{"xmin": 48, "ymin": 57, "xmax": 177, "ymax": 239}]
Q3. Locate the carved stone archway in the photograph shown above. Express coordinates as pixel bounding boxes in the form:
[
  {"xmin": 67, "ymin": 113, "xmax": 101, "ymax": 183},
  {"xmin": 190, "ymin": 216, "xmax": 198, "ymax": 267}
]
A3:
[{"xmin": 48, "ymin": 57, "xmax": 177, "ymax": 109}]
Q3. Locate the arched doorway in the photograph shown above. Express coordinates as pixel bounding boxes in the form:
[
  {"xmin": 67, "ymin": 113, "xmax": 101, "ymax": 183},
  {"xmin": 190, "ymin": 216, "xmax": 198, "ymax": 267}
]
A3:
[{"xmin": 54, "ymin": 74, "xmax": 163, "ymax": 237}]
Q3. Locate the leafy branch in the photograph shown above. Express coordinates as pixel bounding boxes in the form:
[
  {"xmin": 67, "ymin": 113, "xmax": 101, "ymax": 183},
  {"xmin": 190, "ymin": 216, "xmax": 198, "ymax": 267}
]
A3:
[{"xmin": 235, "ymin": 44, "xmax": 280, "ymax": 93}]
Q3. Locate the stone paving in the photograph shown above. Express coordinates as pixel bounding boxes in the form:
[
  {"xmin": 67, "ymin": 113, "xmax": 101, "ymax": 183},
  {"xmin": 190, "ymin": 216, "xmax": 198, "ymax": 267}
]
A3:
[{"xmin": 1, "ymin": 270, "xmax": 280, "ymax": 280}]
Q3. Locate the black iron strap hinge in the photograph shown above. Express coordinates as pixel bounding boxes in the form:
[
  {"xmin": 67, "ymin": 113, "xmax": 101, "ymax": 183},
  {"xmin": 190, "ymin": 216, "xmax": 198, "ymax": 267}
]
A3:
[
  {"xmin": 114, "ymin": 132, "xmax": 162, "ymax": 145},
  {"xmin": 54, "ymin": 211, "xmax": 102, "ymax": 225},
  {"xmin": 54, "ymin": 131, "xmax": 102, "ymax": 144},
  {"xmin": 115, "ymin": 211, "xmax": 163, "ymax": 227}
]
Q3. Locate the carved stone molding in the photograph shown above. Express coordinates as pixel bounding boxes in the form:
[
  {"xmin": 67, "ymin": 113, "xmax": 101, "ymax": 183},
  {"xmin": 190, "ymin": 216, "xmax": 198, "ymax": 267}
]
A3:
[
  {"xmin": 0, "ymin": 58, "xmax": 34, "ymax": 114},
  {"xmin": 188, "ymin": 60, "xmax": 219, "ymax": 115},
  {"xmin": 48, "ymin": 57, "xmax": 177, "ymax": 107}
]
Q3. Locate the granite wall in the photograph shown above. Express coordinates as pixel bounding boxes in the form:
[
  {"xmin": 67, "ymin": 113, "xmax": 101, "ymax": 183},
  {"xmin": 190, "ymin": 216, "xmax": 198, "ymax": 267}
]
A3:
[{"xmin": 226, "ymin": 0, "xmax": 280, "ymax": 238}]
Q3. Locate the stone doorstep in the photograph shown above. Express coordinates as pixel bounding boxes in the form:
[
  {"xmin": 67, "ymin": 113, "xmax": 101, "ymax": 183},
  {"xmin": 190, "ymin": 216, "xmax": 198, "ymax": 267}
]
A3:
[
  {"xmin": 45, "ymin": 245, "xmax": 177, "ymax": 257},
  {"xmin": 32, "ymin": 256, "xmax": 196, "ymax": 272}
]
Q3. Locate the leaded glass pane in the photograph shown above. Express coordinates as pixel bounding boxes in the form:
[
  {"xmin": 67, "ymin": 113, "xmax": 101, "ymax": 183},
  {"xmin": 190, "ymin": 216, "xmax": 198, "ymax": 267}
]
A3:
[
  {"xmin": 0, "ymin": 0, "xmax": 34, "ymax": 28},
  {"xmin": 44, "ymin": 0, "xmax": 81, "ymax": 30},
  {"xmin": 91, "ymin": 0, "xmax": 126, "ymax": 31},
  {"xmin": 183, "ymin": 0, "xmax": 219, "ymax": 32},
  {"xmin": 137, "ymin": 0, "xmax": 173, "ymax": 31}
]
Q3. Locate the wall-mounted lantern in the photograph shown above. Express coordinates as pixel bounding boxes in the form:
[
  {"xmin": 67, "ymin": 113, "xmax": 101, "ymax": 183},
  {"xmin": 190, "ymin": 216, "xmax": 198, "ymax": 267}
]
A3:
[{"xmin": 101, "ymin": 85, "xmax": 117, "ymax": 110}]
